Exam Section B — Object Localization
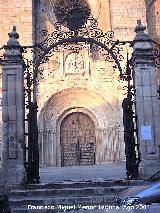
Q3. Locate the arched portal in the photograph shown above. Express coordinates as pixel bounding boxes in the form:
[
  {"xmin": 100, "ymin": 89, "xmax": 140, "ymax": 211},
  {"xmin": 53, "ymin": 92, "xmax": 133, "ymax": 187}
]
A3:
[
  {"xmin": 38, "ymin": 88, "xmax": 125, "ymax": 168},
  {"xmin": 60, "ymin": 112, "xmax": 96, "ymax": 167}
]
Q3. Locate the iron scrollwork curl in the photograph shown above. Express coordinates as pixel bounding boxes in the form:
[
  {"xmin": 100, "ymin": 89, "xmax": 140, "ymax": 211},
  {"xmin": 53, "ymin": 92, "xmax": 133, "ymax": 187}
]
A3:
[
  {"xmin": 34, "ymin": 15, "xmax": 126, "ymax": 74},
  {"xmin": 152, "ymin": 40, "xmax": 160, "ymax": 68}
]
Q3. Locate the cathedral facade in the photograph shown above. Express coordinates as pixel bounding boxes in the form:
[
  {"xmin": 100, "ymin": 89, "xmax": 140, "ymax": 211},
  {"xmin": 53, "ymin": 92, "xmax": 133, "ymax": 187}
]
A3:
[{"xmin": 0, "ymin": 0, "xmax": 160, "ymax": 175}]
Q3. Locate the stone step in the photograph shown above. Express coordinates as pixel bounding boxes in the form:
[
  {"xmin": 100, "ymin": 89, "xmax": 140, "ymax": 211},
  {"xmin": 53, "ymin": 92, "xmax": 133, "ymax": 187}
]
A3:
[
  {"xmin": 11, "ymin": 179, "xmax": 144, "ymax": 190},
  {"xmin": 9, "ymin": 179, "xmax": 145, "ymax": 213},
  {"xmin": 10, "ymin": 185, "xmax": 128, "ymax": 199}
]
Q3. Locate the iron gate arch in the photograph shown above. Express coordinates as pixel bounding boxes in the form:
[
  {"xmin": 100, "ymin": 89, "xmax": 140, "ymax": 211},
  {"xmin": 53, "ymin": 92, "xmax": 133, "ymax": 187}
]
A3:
[
  {"xmin": 32, "ymin": 36, "xmax": 126, "ymax": 103},
  {"xmin": 34, "ymin": 37, "xmax": 123, "ymax": 78}
]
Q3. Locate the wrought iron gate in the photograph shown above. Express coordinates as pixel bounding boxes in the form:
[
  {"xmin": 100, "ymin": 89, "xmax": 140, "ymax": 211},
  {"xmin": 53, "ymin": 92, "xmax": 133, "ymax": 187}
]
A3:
[{"xmin": 22, "ymin": 2, "xmax": 139, "ymax": 181}]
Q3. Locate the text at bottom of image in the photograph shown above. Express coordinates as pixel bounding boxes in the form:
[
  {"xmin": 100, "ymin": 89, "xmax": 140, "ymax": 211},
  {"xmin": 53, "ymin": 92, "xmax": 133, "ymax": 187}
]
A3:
[{"xmin": 28, "ymin": 204, "xmax": 149, "ymax": 211}]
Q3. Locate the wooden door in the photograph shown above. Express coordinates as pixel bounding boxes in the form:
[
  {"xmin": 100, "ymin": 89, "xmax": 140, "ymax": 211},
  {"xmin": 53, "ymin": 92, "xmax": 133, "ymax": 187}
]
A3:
[{"xmin": 60, "ymin": 112, "xmax": 96, "ymax": 166}]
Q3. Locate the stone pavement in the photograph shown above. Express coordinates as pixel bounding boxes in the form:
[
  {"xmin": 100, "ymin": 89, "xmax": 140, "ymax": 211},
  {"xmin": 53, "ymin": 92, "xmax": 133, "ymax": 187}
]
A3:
[{"xmin": 40, "ymin": 163, "xmax": 126, "ymax": 183}]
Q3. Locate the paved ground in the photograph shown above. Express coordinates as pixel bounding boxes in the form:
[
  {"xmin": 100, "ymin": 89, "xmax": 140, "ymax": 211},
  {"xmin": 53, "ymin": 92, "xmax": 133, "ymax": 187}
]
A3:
[{"xmin": 40, "ymin": 163, "xmax": 126, "ymax": 183}]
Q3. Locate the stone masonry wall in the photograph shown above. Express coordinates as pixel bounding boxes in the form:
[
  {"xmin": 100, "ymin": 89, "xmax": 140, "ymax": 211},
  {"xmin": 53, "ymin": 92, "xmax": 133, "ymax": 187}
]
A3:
[
  {"xmin": 111, "ymin": 0, "xmax": 146, "ymax": 40},
  {"xmin": 0, "ymin": 0, "xmax": 33, "ymax": 46},
  {"xmin": 145, "ymin": 0, "xmax": 160, "ymax": 40}
]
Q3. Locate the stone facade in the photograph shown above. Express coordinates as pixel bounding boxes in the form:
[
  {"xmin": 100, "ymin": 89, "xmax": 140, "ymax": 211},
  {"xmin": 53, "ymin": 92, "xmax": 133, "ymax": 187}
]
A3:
[
  {"xmin": 35, "ymin": 0, "xmax": 147, "ymax": 167},
  {"xmin": 0, "ymin": 0, "xmax": 160, "ymax": 178}
]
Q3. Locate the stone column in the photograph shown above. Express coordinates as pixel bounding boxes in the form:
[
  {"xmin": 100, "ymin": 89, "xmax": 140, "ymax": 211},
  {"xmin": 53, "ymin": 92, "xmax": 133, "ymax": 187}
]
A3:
[
  {"xmin": 52, "ymin": 130, "xmax": 57, "ymax": 167},
  {"xmin": 0, "ymin": 26, "xmax": 26, "ymax": 184},
  {"xmin": 132, "ymin": 20, "xmax": 160, "ymax": 177}
]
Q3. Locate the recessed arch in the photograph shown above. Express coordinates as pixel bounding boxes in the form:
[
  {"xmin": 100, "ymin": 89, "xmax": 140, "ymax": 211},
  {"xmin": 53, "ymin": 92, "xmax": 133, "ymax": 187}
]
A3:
[
  {"xmin": 38, "ymin": 87, "xmax": 115, "ymax": 129},
  {"xmin": 38, "ymin": 87, "xmax": 124, "ymax": 167}
]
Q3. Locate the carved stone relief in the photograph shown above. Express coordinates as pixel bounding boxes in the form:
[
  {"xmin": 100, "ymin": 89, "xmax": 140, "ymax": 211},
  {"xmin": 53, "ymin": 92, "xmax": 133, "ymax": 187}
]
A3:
[{"xmin": 63, "ymin": 44, "xmax": 90, "ymax": 75}]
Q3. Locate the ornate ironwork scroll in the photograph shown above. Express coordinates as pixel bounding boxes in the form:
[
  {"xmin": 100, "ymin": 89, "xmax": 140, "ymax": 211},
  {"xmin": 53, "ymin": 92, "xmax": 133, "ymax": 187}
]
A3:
[
  {"xmin": 35, "ymin": 15, "xmax": 125, "ymax": 65},
  {"xmin": 152, "ymin": 40, "xmax": 160, "ymax": 68},
  {"xmin": 27, "ymin": 16, "xmax": 130, "ymax": 100}
]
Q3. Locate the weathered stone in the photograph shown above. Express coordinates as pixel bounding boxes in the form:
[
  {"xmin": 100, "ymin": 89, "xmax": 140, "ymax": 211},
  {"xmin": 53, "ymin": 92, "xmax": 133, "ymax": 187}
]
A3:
[
  {"xmin": 133, "ymin": 20, "xmax": 160, "ymax": 177},
  {"xmin": 0, "ymin": 26, "xmax": 26, "ymax": 184}
]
